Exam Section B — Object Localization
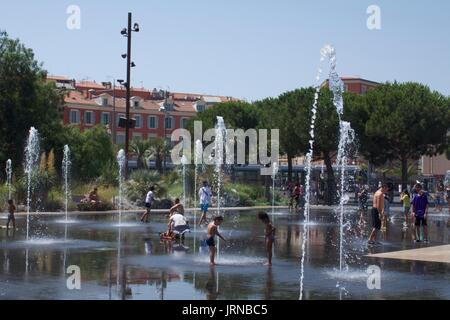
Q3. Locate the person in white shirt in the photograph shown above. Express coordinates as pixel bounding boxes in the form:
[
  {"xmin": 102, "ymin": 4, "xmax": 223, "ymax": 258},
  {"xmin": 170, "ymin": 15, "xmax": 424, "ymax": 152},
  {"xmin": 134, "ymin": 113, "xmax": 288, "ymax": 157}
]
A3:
[
  {"xmin": 198, "ymin": 181, "xmax": 212, "ymax": 226},
  {"xmin": 140, "ymin": 186, "xmax": 155, "ymax": 223}
]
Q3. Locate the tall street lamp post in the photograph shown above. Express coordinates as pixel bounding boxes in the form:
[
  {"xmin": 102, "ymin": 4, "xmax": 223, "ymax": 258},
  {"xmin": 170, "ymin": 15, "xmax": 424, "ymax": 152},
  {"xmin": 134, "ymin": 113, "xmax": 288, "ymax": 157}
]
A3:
[{"xmin": 120, "ymin": 12, "xmax": 139, "ymax": 178}]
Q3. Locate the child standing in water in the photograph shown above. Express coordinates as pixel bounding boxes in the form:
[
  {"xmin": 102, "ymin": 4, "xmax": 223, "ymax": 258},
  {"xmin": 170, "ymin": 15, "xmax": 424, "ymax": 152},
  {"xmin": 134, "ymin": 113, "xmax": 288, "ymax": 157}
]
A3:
[
  {"xmin": 258, "ymin": 212, "xmax": 276, "ymax": 267},
  {"xmin": 6, "ymin": 199, "xmax": 16, "ymax": 231},
  {"xmin": 206, "ymin": 216, "xmax": 226, "ymax": 266}
]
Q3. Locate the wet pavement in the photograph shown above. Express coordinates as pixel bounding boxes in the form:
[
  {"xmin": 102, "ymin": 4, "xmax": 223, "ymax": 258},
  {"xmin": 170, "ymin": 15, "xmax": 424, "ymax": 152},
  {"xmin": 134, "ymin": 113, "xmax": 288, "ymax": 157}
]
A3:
[{"xmin": 1, "ymin": 208, "xmax": 450, "ymax": 300}]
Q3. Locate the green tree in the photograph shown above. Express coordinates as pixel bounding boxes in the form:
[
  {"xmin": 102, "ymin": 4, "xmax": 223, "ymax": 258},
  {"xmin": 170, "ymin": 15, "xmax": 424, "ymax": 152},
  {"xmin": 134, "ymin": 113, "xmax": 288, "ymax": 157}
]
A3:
[
  {"xmin": 346, "ymin": 82, "xmax": 450, "ymax": 189},
  {"xmin": 268, "ymin": 88, "xmax": 313, "ymax": 182},
  {"xmin": 62, "ymin": 125, "xmax": 115, "ymax": 181},
  {"xmin": 145, "ymin": 137, "xmax": 169, "ymax": 174},
  {"xmin": 187, "ymin": 101, "xmax": 260, "ymax": 170},
  {"xmin": 313, "ymin": 88, "xmax": 340, "ymax": 204},
  {"xmin": 130, "ymin": 139, "xmax": 153, "ymax": 169},
  {"xmin": 0, "ymin": 31, "xmax": 64, "ymax": 170},
  {"xmin": 190, "ymin": 101, "xmax": 260, "ymax": 131}
]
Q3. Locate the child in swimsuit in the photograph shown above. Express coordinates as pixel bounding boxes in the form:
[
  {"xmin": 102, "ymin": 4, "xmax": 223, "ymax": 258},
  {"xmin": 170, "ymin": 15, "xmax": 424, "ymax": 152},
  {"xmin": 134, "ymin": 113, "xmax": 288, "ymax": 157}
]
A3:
[
  {"xmin": 7, "ymin": 199, "xmax": 16, "ymax": 232},
  {"xmin": 206, "ymin": 216, "xmax": 226, "ymax": 266},
  {"xmin": 258, "ymin": 212, "xmax": 276, "ymax": 266}
]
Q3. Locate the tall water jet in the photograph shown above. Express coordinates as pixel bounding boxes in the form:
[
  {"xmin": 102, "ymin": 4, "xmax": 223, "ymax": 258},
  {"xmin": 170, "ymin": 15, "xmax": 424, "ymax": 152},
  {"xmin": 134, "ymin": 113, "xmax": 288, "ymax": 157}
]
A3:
[
  {"xmin": 181, "ymin": 155, "xmax": 189, "ymax": 206},
  {"xmin": 6, "ymin": 159, "xmax": 12, "ymax": 200},
  {"xmin": 117, "ymin": 150, "xmax": 126, "ymax": 227},
  {"xmin": 336, "ymin": 122, "xmax": 354, "ymax": 272},
  {"xmin": 321, "ymin": 44, "xmax": 355, "ymax": 274},
  {"xmin": 24, "ymin": 127, "xmax": 40, "ymax": 241},
  {"xmin": 214, "ymin": 117, "xmax": 227, "ymax": 261},
  {"xmin": 62, "ymin": 145, "xmax": 71, "ymax": 225},
  {"xmin": 271, "ymin": 162, "xmax": 279, "ymax": 218},
  {"xmin": 194, "ymin": 140, "xmax": 203, "ymax": 253},
  {"xmin": 299, "ymin": 46, "xmax": 329, "ymax": 300}
]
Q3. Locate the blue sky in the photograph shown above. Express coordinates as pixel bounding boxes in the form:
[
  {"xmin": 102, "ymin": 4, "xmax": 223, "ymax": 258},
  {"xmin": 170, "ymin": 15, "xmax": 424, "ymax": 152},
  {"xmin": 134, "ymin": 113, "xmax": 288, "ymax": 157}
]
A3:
[{"xmin": 1, "ymin": 0, "xmax": 449, "ymax": 100}]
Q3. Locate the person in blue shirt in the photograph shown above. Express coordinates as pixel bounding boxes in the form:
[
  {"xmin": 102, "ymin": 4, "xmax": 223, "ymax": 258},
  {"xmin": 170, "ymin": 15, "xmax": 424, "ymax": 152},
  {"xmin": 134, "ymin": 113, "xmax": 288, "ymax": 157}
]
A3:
[{"xmin": 412, "ymin": 184, "xmax": 429, "ymax": 243}]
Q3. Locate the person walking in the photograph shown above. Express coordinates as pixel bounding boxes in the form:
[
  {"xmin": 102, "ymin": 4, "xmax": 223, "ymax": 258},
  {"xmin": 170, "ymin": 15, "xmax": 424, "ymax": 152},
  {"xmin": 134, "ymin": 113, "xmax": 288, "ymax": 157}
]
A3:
[{"xmin": 198, "ymin": 181, "xmax": 213, "ymax": 226}]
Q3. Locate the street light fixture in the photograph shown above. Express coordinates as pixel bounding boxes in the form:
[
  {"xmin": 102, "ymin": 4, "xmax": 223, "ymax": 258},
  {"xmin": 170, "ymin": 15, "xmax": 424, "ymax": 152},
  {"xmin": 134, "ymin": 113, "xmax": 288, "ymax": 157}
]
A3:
[{"xmin": 120, "ymin": 12, "xmax": 140, "ymax": 178}]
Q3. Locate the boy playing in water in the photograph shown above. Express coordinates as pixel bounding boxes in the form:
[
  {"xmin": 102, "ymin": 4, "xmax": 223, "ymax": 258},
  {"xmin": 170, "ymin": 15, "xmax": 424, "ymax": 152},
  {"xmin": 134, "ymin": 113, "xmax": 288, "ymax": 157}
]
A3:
[
  {"xmin": 140, "ymin": 186, "xmax": 155, "ymax": 223},
  {"xmin": 206, "ymin": 216, "xmax": 226, "ymax": 266},
  {"xmin": 258, "ymin": 212, "xmax": 276, "ymax": 267},
  {"xmin": 6, "ymin": 199, "xmax": 16, "ymax": 231},
  {"xmin": 168, "ymin": 198, "xmax": 185, "ymax": 217}
]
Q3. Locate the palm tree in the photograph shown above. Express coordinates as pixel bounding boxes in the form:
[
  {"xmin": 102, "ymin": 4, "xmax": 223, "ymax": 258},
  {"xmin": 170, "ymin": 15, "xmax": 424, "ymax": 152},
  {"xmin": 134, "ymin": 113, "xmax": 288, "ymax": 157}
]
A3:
[
  {"xmin": 130, "ymin": 139, "xmax": 153, "ymax": 169},
  {"xmin": 145, "ymin": 137, "xmax": 169, "ymax": 174}
]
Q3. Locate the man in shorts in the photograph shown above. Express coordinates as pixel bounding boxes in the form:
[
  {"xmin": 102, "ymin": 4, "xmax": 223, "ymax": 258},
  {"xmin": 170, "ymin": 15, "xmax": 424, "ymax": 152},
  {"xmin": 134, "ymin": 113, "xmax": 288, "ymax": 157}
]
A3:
[
  {"xmin": 198, "ymin": 181, "xmax": 212, "ymax": 226},
  {"xmin": 368, "ymin": 183, "xmax": 388, "ymax": 245},
  {"xmin": 140, "ymin": 186, "xmax": 155, "ymax": 223}
]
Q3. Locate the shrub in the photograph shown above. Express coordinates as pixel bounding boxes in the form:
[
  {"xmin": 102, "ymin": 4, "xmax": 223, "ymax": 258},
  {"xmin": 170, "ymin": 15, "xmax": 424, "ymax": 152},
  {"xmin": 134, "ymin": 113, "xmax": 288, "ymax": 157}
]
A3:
[{"xmin": 125, "ymin": 169, "xmax": 167, "ymax": 203}]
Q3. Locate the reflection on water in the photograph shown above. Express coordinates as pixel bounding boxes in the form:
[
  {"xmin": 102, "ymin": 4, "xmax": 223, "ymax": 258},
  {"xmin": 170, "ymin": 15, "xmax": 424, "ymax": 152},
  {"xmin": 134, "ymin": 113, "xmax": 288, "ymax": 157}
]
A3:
[{"xmin": 1, "ymin": 210, "xmax": 450, "ymax": 300}]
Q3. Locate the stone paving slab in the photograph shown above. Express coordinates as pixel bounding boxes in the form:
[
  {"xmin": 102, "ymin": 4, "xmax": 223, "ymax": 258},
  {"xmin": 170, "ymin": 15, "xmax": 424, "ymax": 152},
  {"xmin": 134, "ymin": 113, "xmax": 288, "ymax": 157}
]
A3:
[{"xmin": 367, "ymin": 245, "xmax": 450, "ymax": 264}]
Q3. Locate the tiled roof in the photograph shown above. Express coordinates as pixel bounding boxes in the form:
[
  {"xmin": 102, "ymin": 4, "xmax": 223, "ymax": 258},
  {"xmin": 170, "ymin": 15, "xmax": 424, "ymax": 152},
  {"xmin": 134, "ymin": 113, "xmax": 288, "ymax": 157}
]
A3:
[
  {"xmin": 64, "ymin": 91, "xmax": 197, "ymax": 113},
  {"xmin": 52, "ymin": 75, "xmax": 239, "ymax": 112}
]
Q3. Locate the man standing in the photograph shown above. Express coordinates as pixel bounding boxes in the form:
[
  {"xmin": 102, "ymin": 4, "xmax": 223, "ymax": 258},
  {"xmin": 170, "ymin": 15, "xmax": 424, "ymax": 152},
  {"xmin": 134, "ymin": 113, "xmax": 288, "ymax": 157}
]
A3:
[
  {"xmin": 412, "ymin": 183, "xmax": 429, "ymax": 243},
  {"xmin": 198, "ymin": 181, "xmax": 212, "ymax": 226},
  {"xmin": 140, "ymin": 186, "xmax": 155, "ymax": 223},
  {"xmin": 368, "ymin": 183, "xmax": 388, "ymax": 245}
]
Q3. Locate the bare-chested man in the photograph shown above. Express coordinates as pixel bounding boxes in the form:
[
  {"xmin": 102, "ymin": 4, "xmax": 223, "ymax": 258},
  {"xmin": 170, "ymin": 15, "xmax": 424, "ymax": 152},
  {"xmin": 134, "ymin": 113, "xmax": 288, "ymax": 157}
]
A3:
[{"xmin": 368, "ymin": 183, "xmax": 388, "ymax": 245}]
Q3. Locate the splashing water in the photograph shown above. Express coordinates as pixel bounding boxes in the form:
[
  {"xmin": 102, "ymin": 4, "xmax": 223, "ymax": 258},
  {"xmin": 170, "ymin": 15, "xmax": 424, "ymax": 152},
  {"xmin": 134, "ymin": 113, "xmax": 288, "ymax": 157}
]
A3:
[
  {"xmin": 214, "ymin": 117, "xmax": 227, "ymax": 261},
  {"xmin": 24, "ymin": 128, "xmax": 40, "ymax": 241},
  {"xmin": 194, "ymin": 140, "xmax": 203, "ymax": 253},
  {"xmin": 336, "ymin": 121, "xmax": 355, "ymax": 272},
  {"xmin": 62, "ymin": 145, "xmax": 71, "ymax": 224},
  {"xmin": 299, "ymin": 46, "xmax": 329, "ymax": 300},
  {"xmin": 322, "ymin": 45, "xmax": 356, "ymax": 288},
  {"xmin": 117, "ymin": 150, "xmax": 126, "ymax": 227},
  {"xmin": 6, "ymin": 159, "xmax": 12, "ymax": 200},
  {"xmin": 272, "ymin": 162, "xmax": 279, "ymax": 218},
  {"xmin": 181, "ymin": 155, "xmax": 189, "ymax": 206}
]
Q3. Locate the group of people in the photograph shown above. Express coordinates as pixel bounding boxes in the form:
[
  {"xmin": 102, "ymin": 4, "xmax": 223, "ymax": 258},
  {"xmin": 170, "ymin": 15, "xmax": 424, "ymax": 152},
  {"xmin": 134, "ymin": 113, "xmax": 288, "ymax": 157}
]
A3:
[
  {"xmin": 285, "ymin": 182, "xmax": 305, "ymax": 212},
  {"xmin": 368, "ymin": 183, "xmax": 432, "ymax": 245},
  {"xmin": 138, "ymin": 181, "xmax": 276, "ymax": 267}
]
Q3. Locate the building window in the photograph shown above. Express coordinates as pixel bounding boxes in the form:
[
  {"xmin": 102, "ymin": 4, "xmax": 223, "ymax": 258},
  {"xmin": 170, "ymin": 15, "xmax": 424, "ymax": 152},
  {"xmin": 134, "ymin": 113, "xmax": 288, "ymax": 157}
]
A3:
[
  {"xmin": 101, "ymin": 112, "xmax": 110, "ymax": 125},
  {"xmin": 134, "ymin": 115, "xmax": 142, "ymax": 128},
  {"xmin": 148, "ymin": 116, "xmax": 158, "ymax": 129},
  {"xmin": 197, "ymin": 104, "xmax": 206, "ymax": 112},
  {"xmin": 85, "ymin": 111, "xmax": 95, "ymax": 125},
  {"xmin": 132, "ymin": 133, "xmax": 142, "ymax": 141},
  {"xmin": 102, "ymin": 98, "xmax": 108, "ymax": 106},
  {"xmin": 116, "ymin": 134, "xmax": 126, "ymax": 145},
  {"xmin": 70, "ymin": 110, "xmax": 80, "ymax": 124},
  {"xmin": 134, "ymin": 100, "xmax": 140, "ymax": 108},
  {"xmin": 165, "ymin": 117, "xmax": 173, "ymax": 129},
  {"xmin": 181, "ymin": 118, "xmax": 189, "ymax": 129}
]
